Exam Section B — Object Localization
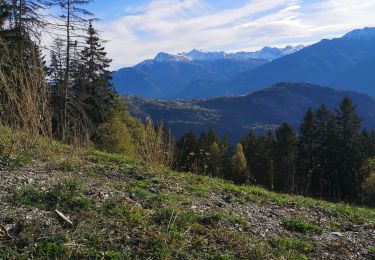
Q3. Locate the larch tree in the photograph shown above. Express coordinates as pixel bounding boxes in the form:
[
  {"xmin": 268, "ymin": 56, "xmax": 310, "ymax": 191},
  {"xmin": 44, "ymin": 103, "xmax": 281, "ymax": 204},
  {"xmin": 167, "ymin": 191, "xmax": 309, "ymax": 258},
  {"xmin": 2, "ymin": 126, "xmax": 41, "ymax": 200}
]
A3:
[{"xmin": 231, "ymin": 143, "xmax": 248, "ymax": 184}]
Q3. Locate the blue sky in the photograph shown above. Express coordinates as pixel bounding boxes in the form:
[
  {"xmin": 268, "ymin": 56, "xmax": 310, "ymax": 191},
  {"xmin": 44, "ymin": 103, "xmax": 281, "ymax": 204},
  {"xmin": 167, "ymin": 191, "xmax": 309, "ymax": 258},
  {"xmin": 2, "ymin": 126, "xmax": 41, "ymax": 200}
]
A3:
[{"xmin": 84, "ymin": 0, "xmax": 375, "ymax": 69}]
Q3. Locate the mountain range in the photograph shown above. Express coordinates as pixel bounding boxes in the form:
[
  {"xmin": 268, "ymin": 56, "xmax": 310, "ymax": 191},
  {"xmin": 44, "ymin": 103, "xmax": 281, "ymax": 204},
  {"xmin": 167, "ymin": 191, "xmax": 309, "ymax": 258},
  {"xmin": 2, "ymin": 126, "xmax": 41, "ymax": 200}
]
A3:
[
  {"xmin": 127, "ymin": 82, "xmax": 375, "ymax": 142},
  {"xmin": 113, "ymin": 27, "xmax": 375, "ymax": 99},
  {"xmin": 112, "ymin": 46, "xmax": 303, "ymax": 99}
]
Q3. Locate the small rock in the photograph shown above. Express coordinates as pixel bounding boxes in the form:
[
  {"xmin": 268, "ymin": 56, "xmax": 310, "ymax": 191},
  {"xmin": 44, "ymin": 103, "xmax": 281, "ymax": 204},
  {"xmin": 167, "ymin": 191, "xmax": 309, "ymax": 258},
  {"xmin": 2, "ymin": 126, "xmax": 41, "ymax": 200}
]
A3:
[{"xmin": 332, "ymin": 232, "xmax": 343, "ymax": 237}]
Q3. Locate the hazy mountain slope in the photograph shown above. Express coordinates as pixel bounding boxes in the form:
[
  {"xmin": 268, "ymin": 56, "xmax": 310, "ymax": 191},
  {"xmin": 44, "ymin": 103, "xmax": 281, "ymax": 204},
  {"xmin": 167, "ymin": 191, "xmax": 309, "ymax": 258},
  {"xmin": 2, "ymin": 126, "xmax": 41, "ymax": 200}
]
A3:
[
  {"xmin": 333, "ymin": 57, "xmax": 375, "ymax": 94},
  {"xmin": 113, "ymin": 60, "xmax": 225, "ymax": 98},
  {"xmin": 128, "ymin": 82, "xmax": 375, "ymax": 142},
  {"xmin": 232, "ymin": 27, "xmax": 375, "ymax": 95},
  {"xmin": 112, "ymin": 46, "xmax": 303, "ymax": 99}
]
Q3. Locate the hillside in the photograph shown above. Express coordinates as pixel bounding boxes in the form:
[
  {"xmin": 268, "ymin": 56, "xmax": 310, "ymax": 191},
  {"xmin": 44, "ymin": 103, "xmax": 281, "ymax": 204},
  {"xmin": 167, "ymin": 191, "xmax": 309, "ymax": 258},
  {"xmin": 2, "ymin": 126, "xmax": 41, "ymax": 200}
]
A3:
[
  {"xmin": 1, "ymin": 127, "xmax": 375, "ymax": 259},
  {"xmin": 113, "ymin": 27, "xmax": 375, "ymax": 100},
  {"xmin": 230, "ymin": 27, "xmax": 375, "ymax": 96},
  {"xmin": 127, "ymin": 82, "xmax": 375, "ymax": 142}
]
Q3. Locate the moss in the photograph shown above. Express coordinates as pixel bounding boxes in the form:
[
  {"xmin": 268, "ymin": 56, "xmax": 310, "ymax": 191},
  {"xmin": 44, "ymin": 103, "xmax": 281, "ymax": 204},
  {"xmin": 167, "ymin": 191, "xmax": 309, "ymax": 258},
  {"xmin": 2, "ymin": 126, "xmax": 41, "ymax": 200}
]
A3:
[{"xmin": 281, "ymin": 218, "xmax": 322, "ymax": 235}]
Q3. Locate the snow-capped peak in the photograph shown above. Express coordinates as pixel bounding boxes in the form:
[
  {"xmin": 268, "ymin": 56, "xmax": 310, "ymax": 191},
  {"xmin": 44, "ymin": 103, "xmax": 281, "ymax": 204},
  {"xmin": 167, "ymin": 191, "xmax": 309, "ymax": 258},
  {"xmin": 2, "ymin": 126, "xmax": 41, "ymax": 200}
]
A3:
[
  {"xmin": 180, "ymin": 45, "xmax": 304, "ymax": 62},
  {"xmin": 343, "ymin": 27, "xmax": 375, "ymax": 40},
  {"xmin": 183, "ymin": 49, "xmax": 226, "ymax": 61},
  {"xmin": 154, "ymin": 52, "xmax": 191, "ymax": 62},
  {"xmin": 145, "ymin": 45, "xmax": 305, "ymax": 65}
]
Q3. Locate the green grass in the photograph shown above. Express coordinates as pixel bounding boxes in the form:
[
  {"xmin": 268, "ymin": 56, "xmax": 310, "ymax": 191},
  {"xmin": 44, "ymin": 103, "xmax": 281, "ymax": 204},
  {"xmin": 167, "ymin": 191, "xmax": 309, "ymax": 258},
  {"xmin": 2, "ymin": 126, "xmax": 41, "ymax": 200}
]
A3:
[
  {"xmin": 281, "ymin": 218, "xmax": 323, "ymax": 235},
  {"xmin": 13, "ymin": 177, "xmax": 92, "ymax": 212},
  {"xmin": 270, "ymin": 236, "xmax": 314, "ymax": 259},
  {"xmin": 186, "ymin": 183, "xmax": 211, "ymax": 197},
  {"xmin": 199, "ymin": 211, "xmax": 227, "ymax": 226},
  {"xmin": 102, "ymin": 201, "xmax": 149, "ymax": 227},
  {"xmin": 2, "ymin": 126, "xmax": 375, "ymax": 259},
  {"xmin": 57, "ymin": 157, "xmax": 78, "ymax": 172}
]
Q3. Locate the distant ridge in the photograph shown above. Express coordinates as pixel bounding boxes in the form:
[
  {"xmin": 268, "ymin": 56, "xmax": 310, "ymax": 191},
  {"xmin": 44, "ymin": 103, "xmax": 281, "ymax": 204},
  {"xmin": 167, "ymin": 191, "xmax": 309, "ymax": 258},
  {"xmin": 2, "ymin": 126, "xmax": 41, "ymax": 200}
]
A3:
[
  {"xmin": 114, "ymin": 27, "xmax": 375, "ymax": 99},
  {"xmin": 112, "ymin": 45, "xmax": 304, "ymax": 99},
  {"xmin": 127, "ymin": 82, "xmax": 375, "ymax": 142}
]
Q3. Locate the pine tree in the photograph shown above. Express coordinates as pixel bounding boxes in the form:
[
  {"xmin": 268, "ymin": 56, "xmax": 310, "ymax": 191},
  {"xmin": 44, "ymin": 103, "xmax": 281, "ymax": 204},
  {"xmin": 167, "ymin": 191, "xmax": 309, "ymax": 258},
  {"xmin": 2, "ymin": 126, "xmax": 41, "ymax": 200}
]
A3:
[
  {"xmin": 219, "ymin": 136, "xmax": 233, "ymax": 180},
  {"xmin": 314, "ymin": 104, "xmax": 336, "ymax": 198},
  {"xmin": 206, "ymin": 127, "xmax": 218, "ymax": 146},
  {"xmin": 334, "ymin": 97, "xmax": 363, "ymax": 201},
  {"xmin": 208, "ymin": 141, "xmax": 221, "ymax": 177},
  {"xmin": 274, "ymin": 123, "xmax": 298, "ymax": 193},
  {"xmin": 48, "ymin": 0, "xmax": 93, "ymax": 143},
  {"xmin": 266, "ymin": 130, "xmax": 275, "ymax": 190},
  {"xmin": 176, "ymin": 131, "xmax": 198, "ymax": 172},
  {"xmin": 241, "ymin": 130, "xmax": 257, "ymax": 179},
  {"xmin": 298, "ymin": 108, "xmax": 319, "ymax": 194},
  {"xmin": 231, "ymin": 143, "xmax": 248, "ymax": 184},
  {"xmin": 78, "ymin": 21, "xmax": 114, "ymax": 129},
  {"xmin": 360, "ymin": 129, "xmax": 375, "ymax": 159}
]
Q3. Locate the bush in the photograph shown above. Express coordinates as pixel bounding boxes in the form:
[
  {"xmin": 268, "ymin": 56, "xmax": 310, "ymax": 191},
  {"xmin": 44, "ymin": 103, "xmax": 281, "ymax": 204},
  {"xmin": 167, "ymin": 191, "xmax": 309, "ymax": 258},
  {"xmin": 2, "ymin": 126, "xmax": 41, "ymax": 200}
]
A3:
[
  {"xmin": 95, "ymin": 116, "xmax": 136, "ymax": 155},
  {"xmin": 138, "ymin": 118, "xmax": 175, "ymax": 167}
]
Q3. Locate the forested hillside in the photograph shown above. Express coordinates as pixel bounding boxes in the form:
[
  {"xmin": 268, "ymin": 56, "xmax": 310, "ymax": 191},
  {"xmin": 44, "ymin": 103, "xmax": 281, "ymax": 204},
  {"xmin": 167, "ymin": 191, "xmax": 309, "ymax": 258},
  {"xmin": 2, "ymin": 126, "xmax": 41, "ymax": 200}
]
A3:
[{"xmin": 127, "ymin": 83, "xmax": 375, "ymax": 142}]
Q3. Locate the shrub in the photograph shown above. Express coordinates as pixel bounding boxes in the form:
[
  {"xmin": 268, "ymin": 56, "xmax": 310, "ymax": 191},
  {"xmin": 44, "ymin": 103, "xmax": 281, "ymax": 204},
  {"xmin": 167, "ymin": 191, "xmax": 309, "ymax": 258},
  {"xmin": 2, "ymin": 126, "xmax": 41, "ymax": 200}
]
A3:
[
  {"xmin": 95, "ymin": 116, "xmax": 136, "ymax": 155},
  {"xmin": 138, "ymin": 118, "xmax": 175, "ymax": 167}
]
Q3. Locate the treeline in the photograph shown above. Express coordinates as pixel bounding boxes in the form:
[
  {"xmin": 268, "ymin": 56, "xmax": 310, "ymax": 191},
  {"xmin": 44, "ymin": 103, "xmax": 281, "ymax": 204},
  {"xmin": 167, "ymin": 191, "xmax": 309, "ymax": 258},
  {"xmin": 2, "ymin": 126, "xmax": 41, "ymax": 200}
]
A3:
[
  {"xmin": 175, "ymin": 98, "xmax": 375, "ymax": 206},
  {"xmin": 0, "ymin": 0, "xmax": 174, "ymax": 165}
]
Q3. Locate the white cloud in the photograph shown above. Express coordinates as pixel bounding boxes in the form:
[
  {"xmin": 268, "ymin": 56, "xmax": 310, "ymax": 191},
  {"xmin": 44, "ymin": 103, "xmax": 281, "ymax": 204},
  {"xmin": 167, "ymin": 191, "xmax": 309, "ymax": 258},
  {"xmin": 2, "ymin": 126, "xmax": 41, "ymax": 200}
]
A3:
[{"xmin": 98, "ymin": 0, "xmax": 375, "ymax": 69}]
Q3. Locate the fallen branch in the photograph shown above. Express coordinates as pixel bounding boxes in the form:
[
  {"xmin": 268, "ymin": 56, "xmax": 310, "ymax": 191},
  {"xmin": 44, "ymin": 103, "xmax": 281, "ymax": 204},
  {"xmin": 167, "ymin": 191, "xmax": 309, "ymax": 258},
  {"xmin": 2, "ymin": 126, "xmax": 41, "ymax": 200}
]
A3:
[
  {"xmin": 0, "ymin": 224, "xmax": 9, "ymax": 240},
  {"xmin": 55, "ymin": 210, "xmax": 73, "ymax": 227}
]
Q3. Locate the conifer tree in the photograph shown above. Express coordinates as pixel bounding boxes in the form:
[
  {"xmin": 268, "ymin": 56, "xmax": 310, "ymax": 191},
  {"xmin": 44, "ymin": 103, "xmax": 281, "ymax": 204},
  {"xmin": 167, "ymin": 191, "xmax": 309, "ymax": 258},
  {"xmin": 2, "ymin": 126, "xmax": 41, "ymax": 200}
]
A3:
[
  {"xmin": 334, "ymin": 97, "xmax": 363, "ymax": 200},
  {"xmin": 266, "ymin": 130, "xmax": 275, "ymax": 190},
  {"xmin": 48, "ymin": 0, "xmax": 93, "ymax": 143},
  {"xmin": 219, "ymin": 136, "xmax": 233, "ymax": 180},
  {"xmin": 231, "ymin": 143, "xmax": 248, "ymax": 184},
  {"xmin": 360, "ymin": 129, "xmax": 375, "ymax": 159},
  {"xmin": 208, "ymin": 141, "xmax": 221, "ymax": 177},
  {"xmin": 176, "ymin": 131, "xmax": 198, "ymax": 172},
  {"xmin": 314, "ymin": 104, "xmax": 336, "ymax": 197},
  {"xmin": 241, "ymin": 130, "xmax": 257, "ymax": 172},
  {"xmin": 298, "ymin": 108, "xmax": 319, "ymax": 194},
  {"xmin": 77, "ymin": 21, "xmax": 114, "ymax": 129},
  {"xmin": 274, "ymin": 123, "xmax": 297, "ymax": 193}
]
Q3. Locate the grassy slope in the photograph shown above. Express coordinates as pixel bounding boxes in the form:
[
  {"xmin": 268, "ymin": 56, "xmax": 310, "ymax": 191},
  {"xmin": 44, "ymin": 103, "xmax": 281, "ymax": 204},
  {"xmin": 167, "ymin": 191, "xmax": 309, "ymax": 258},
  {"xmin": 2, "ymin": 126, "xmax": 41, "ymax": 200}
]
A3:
[{"xmin": 0, "ymin": 127, "xmax": 375, "ymax": 259}]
